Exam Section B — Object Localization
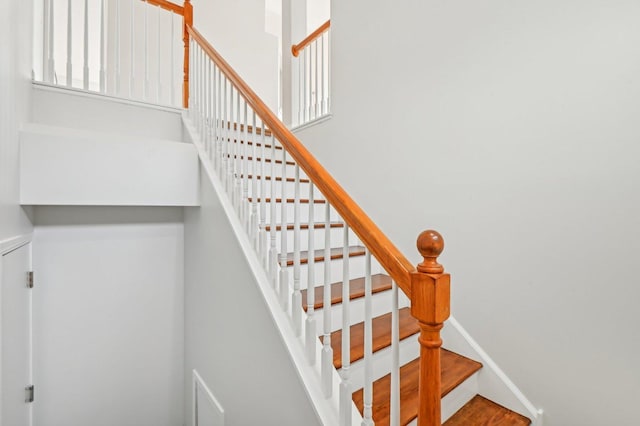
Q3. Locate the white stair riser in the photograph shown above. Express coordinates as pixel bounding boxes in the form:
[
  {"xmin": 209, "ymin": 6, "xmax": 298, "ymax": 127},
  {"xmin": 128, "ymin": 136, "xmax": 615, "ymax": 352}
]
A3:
[
  {"xmin": 343, "ymin": 334, "xmax": 420, "ymax": 391},
  {"xmin": 256, "ymin": 202, "xmax": 334, "ymax": 224},
  {"xmin": 245, "ymin": 179, "xmax": 317, "ymax": 199},
  {"xmin": 263, "ymin": 226, "xmax": 347, "ymax": 253},
  {"xmin": 240, "ymin": 160, "xmax": 301, "ymax": 178},
  {"xmin": 279, "ymin": 255, "xmax": 367, "ymax": 290},
  {"xmin": 312, "ymin": 289, "xmax": 411, "ymax": 336}
]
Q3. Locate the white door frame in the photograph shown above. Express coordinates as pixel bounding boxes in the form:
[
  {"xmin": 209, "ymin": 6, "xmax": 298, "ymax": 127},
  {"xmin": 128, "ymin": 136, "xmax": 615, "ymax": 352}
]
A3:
[{"xmin": 0, "ymin": 233, "xmax": 33, "ymax": 426}]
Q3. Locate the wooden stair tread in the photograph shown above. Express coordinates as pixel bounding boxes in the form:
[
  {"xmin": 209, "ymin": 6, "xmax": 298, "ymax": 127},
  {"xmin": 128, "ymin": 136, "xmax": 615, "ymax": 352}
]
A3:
[
  {"xmin": 280, "ymin": 246, "xmax": 365, "ymax": 267},
  {"xmin": 301, "ymin": 273, "xmax": 392, "ymax": 311},
  {"xmin": 227, "ymin": 122, "xmax": 272, "ymax": 136},
  {"xmin": 247, "ymin": 197, "xmax": 325, "ymax": 204},
  {"xmin": 229, "ymin": 155, "xmax": 294, "ymax": 165},
  {"xmin": 231, "ymin": 138, "xmax": 282, "ymax": 150},
  {"xmin": 326, "ymin": 307, "xmax": 419, "ymax": 368},
  {"xmin": 243, "ymin": 174, "xmax": 310, "ymax": 183},
  {"xmin": 444, "ymin": 395, "xmax": 531, "ymax": 426},
  {"xmin": 352, "ymin": 350, "xmax": 483, "ymax": 426},
  {"xmin": 265, "ymin": 222, "xmax": 344, "ymax": 232}
]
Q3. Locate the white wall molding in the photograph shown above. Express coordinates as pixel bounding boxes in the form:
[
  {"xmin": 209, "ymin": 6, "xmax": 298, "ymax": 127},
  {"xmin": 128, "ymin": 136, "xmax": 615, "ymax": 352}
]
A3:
[
  {"xmin": 0, "ymin": 234, "xmax": 33, "ymax": 256},
  {"xmin": 192, "ymin": 370, "xmax": 225, "ymax": 426},
  {"xmin": 32, "ymin": 81, "xmax": 183, "ymax": 114}
]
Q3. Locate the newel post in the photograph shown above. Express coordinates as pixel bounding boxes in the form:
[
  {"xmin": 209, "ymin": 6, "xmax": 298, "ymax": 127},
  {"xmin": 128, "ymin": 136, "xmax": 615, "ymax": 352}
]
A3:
[
  {"xmin": 182, "ymin": 0, "xmax": 193, "ymax": 108},
  {"xmin": 410, "ymin": 230, "xmax": 450, "ymax": 426}
]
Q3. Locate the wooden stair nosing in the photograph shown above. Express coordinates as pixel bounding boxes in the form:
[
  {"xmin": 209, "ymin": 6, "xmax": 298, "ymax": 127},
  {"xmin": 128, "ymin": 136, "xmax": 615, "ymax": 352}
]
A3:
[
  {"xmin": 230, "ymin": 137, "xmax": 282, "ymax": 150},
  {"xmin": 242, "ymin": 174, "xmax": 310, "ymax": 184},
  {"xmin": 265, "ymin": 222, "xmax": 344, "ymax": 232},
  {"xmin": 352, "ymin": 351, "xmax": 483, "ymax": 426},
  {"xmin": 247, "ymin": 197, "xmax": 326, "ymax": 204},
  {"xmin": 324, "ymin": 307, "xmax": 419, "ymax": 369},
  {"xmin": 301, "ymin": 273, "xmax": 392, "ymax": 311},
  {"xmin": 229, "ymin": 154, "xmax": 294, "ymax": 166},
  {"xmin": 444, "ymin": 395, "xmax": 531, "ymax": 426},
  {"xmin": 280, "ymin": 246, "xmax": 366, "ymax": 267}
]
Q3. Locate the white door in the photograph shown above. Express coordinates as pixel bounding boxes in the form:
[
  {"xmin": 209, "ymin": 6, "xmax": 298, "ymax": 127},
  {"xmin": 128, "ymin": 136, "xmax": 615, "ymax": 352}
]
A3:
[{"xmin": 1, "ymin": 243, "xmax": 33, "ymax": 426}]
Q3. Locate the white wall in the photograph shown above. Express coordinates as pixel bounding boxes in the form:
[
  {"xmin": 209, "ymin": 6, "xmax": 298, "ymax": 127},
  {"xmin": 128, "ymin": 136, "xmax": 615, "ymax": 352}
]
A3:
[
  {"xmin": 190, "ymin": 0, "xmax": 280, "ymax": 112},
  {"xmin": 32, "ymin": 206, "xmax": 184, "ymax": 426},
  {"xmin": 183, "ymin": 169, "xmax": 321, "ymax": 426},
  {"xmin": 0, "ymin": 0, "xmax": 34, "ymax": 242},
  {"xmin": 295, "ymin": 1, "xmax": 640, "ymax": 425}
]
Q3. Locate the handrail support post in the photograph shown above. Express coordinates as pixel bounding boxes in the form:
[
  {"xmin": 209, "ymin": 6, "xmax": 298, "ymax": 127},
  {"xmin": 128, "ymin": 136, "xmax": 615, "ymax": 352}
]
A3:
[
  {"xmin": 410, "ymin": 230, "xmax": 450, "ymax": 426},
  {"xmin": 182, "ymin": 0, "xmax": 193, "ymax": 108}
]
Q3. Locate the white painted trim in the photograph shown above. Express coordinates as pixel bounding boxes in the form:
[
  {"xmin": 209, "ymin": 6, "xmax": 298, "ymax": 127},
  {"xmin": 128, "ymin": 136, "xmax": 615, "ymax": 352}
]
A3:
[
  {"xmin": 192, "ymin": 370, "xmax": 225, "ymax": 426},
  {"xmin": 0, "ymin": 234, "xmax": 33, "ymax": 256},
  {"xmin": 182, "ymin": 114, "xmax": 357, "ymax": 426},
  {"xmin": 0, "ymin": 236, "xmax": 33, "ymax": 426},
  {"xmin": 291, "ymin": 113, "xmax": 333, "ymax": 133},
  {"xmin": 32, "ymin": 81, "xmax": 183, "ymax": 114},
  {"xmin": 446, "ymin": 316, "xmax": 544, "ymax": 425}
]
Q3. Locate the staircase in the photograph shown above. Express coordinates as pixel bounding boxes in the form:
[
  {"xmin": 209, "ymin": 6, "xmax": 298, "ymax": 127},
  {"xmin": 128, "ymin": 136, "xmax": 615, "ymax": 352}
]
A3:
[
  {"xmin": 31, "ymin": 0, "xmax": 542, "ymax": 423},
  {"xmin": 222, "ymin": 126, "xmax": 531, "ymax": 425}
]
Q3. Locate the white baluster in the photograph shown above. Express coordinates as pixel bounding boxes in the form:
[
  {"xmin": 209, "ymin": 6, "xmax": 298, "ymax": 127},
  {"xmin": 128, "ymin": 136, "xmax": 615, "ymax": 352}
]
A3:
[
  {"xmin": 156, "ymin": 5, "xmax": 161, "ymax": 102},
  {"xmin": 205, "ymin": 56, "xmax": 211, "ymax": 154},
  {"xmin": 291, "ymin": 164, "xmax": 302, "ymax": 336},
  {"xmin": 279, "ymin": 140, "xmax": 289, "ymax": 310},
  {"xmin": 250, "ymin": 111, "xmax": 259, "ymax": 248},
  {"xmin": 100, "ymin": 0, "xmax": 106, "ymax": 93},
  {"xmin": 362, "ymin": 250, "xmax": 374, "ymax": 426},
  {"xmin": 143, "ymin": 2, "xmax": 149, "ymax": 100},
  {"xmin": 303, "ymin": 48, "xmax": 308, "ymax": 123},
  {"xmin": 188, "ymin": 38, "xmax": 193, "ymax": 118},
  {"xmin": 227, "ymin": 87, "xmax": 235, "ymax": 196},
  {"xmin": 259, "ymin": 123, "xmax": 267, "ymax": 268},
  {"xmin": 234, "ymin": 91, "xmax": 242, "ymax": 210},
  {"xmin": 66, "ymin": 0, "xmax": 72, "ymax": 86},
  {"xmin": 314, "ymin": 39, "xmax": 319, "ymax": 119},
  {"xmin": 83, "ymin": 0, "xmax": 89, "ymax": 90},
  {"xmin": 327, "ymin": 29, "xmax": 331, "ymax": 111},
  {"xmin": 322, "ymin": 203, "xmax": 333, "ymax": 397},
  {"xmin": 390, "ymin": 280, "xmax": 400, "ymax": 426},
  {"xmin": 298, "ymin": 54, "xmax": 303, "ymax": 125},
  {"xmin": 269, "ymin": 134, "xmax": 278, "ymax": 289},
  {"xmin": 242, "ymin": 100, "xmax": 255, "ymax": 230},
  {"xmin": 47, "ymin": 0, "xmax": 55, "ymax": 83},
  {"xmin": 243, "ymin": 101, "xmax": 250, "ymax": 231},
  {"xmin": 170, "ymin": 11, "xmax": 175, "ymax": 105},
  {"xmin": 222, "ymin": 77, "xmax": 229, "ymax": 182},
  {"xmin": 209, "ymin": 59, "xmax": 214, "ymax": 159},
  {"xmin": 216, "ymin": 68, "xmax": 223, "ymax": 173},
  {"xmin": 320, "ymin": 33, "xmax": 325, "ymax": 115},
  {"xmin": 115, "ymin": 0, "xmax": 121, "ymax": 94},
  {"xmin": 305, "ymin": 184, "xmax": 316, "ymax": 364},
  {"xmin": 340, "ymin": 224, "xmax": 352, "ymax": 426},
  {"xmin": 130, "ymin": 0, "xmax": 135, "ymax": 97}
]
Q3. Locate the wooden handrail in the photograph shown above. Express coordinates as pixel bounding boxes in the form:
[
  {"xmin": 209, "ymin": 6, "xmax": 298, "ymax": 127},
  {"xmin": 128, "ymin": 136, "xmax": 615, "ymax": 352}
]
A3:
[
  {"xmin": 187, "ymin": 24, "xmax": 415, "ymax": 295},
  {"xmin": 143, "ymin": 0, "xmax": 184, "ymax": 15},
  {"xmin": 291, "ymin": 19, "xmax": 330, "ymax": 57}
]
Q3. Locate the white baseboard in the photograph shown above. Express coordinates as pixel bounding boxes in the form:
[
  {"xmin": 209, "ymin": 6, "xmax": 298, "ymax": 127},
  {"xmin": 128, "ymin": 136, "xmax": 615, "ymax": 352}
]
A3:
[{"xmin": 442, "ymin": 316, "xmax": 544, "ymax": 425}]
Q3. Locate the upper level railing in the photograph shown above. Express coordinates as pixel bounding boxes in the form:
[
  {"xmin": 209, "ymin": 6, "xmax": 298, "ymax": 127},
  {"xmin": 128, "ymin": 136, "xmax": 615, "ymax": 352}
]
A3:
[
  {"xmin": 35, "ymin": 0, "xmax": 190, "ymax": 108},
  {"xmin": 34, "ymin": 2, "xmax": 451, "ymax": 424},
  {"xmin": 291, "ymin": 20, "xmax": 331, "ymax": 127}
]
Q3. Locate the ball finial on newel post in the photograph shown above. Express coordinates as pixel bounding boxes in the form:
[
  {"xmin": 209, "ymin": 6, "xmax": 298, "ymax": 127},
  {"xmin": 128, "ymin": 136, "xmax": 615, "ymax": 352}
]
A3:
[{"xmin": 416, "ymin": 229, "xmax": 445, "ymax": 274}]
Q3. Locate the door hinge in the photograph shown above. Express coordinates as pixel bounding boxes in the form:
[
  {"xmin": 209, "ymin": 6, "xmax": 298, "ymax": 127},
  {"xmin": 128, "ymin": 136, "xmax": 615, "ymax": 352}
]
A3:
[
  {"xmin": 26, "ymin": 271, "xmax": 33, "ymax": 289},
  {"xmin": 25, "ymin": 385, "xmax": 34, "ymax": 403}
]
